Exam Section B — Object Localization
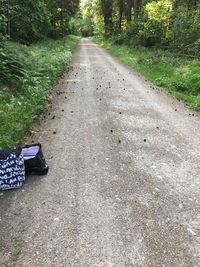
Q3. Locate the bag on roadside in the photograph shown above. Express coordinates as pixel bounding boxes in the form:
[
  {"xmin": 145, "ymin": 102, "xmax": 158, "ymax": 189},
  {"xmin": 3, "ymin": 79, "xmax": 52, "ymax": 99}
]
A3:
[
  {"xmin": 0, "ymin": 147, "xmax": 25, "ymax": 190},
  {"xmin": 22, "ymin": 143, "xmax": 49, "ymax": 175}
]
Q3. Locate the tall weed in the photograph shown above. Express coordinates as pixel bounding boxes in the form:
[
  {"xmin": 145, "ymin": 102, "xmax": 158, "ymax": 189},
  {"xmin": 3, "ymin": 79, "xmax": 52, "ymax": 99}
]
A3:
[{"xmin": 0, "ymin": 35, "xmax": 80, "ymax": 148}]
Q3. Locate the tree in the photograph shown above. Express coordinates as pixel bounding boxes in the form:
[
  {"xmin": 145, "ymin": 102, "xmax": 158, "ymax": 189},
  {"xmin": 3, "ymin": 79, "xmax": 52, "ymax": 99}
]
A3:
[
  {"xmin": 0, "ymin": 0, "xmax": 80, "ymax": 43},
  {"xmin": 0, "ymin": 0, "xmax": 20, "ymax": 38},
  {"xmin": 101, "ymin": 0, "xmax": 113, "ymax": 36},
  {"xmin": 79, "ymin": 0, "xmax": 200, "ymax": 55},
  {"xmin": 47, "ymin": 0, "xmax": 80, "ymax": 38},
  {"xmin": 118, "ymin": 0, "xmax": 124, "ymax": 32}
]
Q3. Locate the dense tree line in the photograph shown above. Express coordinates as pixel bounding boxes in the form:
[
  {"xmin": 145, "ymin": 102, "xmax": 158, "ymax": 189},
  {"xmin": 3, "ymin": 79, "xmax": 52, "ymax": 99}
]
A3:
[
  {"xmin": 0, "ymin": 0, "xmax": 80, "ymax": 104},
  {"xmin": 0, "ymin": 0, "xmax": 80, "ymax": 43},
  {"xmin": 79, "ymin": 0, "xmax": 200, "ymax": 55}
]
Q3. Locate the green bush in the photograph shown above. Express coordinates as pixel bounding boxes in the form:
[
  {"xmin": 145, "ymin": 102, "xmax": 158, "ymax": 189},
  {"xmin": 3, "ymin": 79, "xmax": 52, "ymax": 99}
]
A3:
[
  {"xmin": 173, "ymin": 71, "xmax": 200, "ymax": 95},
  {"xmin": 0, "ymin": 42, "xmax": 29, "ymax": 90},
  {"xmin": 0, "ymin": 35, "xmax": 80, "ymax": 148},
  {"xmin": 170, "ymin": 6, "xmax": 200, "ymax": 55}
]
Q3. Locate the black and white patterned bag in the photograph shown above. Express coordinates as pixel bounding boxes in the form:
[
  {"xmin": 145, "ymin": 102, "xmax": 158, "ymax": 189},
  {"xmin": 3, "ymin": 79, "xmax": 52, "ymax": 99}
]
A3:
[{"xmin": 0, "ymin": 147, "xmax": 25, "ymax": 190}]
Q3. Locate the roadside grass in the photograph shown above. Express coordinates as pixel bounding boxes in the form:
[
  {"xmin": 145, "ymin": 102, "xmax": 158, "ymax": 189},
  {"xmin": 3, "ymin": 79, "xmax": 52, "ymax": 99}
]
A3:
[
  {"xmin": 92, "ymin": 37, "xmax": 200, "ymax": 112},
  {"xmin": 0, "ymin": 35, "xmax": 80, "ymax": 148}
]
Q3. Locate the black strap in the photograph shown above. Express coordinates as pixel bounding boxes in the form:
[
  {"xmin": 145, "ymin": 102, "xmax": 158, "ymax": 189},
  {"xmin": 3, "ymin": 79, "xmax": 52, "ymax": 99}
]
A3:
[{"xmin": 0, "ymin": 147, "xmax": 22, "ymax": 160}]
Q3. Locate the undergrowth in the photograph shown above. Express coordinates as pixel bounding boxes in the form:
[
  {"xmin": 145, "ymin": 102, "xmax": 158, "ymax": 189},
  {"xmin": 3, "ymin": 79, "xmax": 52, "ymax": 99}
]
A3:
[
  {"xmin": 0, "ymin": 35, "xmax": 80, "ymax": 148},
  {"xmin": 93, "ymin": 37, "xmax": 200, "ymax": 112}
]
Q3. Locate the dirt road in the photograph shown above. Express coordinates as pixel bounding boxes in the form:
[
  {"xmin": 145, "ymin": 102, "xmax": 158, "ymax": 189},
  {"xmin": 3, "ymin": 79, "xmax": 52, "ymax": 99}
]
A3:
[{"xmin": 0, "ymin": 39, "xmax": 200, "ymax": 267}]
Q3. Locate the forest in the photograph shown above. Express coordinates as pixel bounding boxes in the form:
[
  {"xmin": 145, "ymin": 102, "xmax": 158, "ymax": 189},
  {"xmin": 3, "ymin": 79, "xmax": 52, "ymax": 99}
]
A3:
[
  {"xmin": 0, "ymin": 0, "xmax": 80, "ymax": 41},
  {"xmin": 78, "ymin": 0, "xmax": 200, "ymax": 56},
  {"xmin": 0, "ymin": 0, "xmax": 200, "ymax": 148}
]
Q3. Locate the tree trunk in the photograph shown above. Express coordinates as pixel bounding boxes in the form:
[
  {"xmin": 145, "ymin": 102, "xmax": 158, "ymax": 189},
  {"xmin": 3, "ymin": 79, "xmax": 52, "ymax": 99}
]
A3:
[
  {"xmin": 118, "ymin": 0, "xmax": 123, "ymax": 32},
  {"xmin": 101, "ymin": 0, "xmax": 113, "ymax": 36},
  {"xmin": 133, "ymin": 0, "xmax": 140, "ymax": 19},
  {"xmin": 124, "ymin": 0, "xmax": 132, "ymax": 23},
  {"xmin": 7, "ymin": 18, "xmax": 11, "ymax": 39}
]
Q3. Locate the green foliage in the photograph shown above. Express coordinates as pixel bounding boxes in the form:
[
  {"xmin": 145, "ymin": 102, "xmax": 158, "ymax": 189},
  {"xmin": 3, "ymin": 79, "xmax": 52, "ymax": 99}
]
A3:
[
  {"xmin": 112, "ymin": 0, "xmax": 173, "ymax": 47},
  {"xmin": 10, "ymin": 0, "xmax": 51, "ymax": 43},
  {"xmin": 69, "ymin": 16, "xmax": 83, "ymax": 36},
  {"xmin": 100, "ymin": 0, "xmax": 113, "ymax": 36},
  {"xmin": 0, "ymin": 1, "xmax": 81, "ymax": 148},
  {"xmin": 94, "ymin": 37, "xmax": 200, "ymax": 111},
  {"xmin": 173, "ymin": 66, "xmax": 200, "ymax": 95},
  {"xmin": 0, "ymin": 35, "xmax": 80, "ymax": 148},
  {"xmin": 69, "ymin": 8, "xmax": 93, "ymax": 37},
  {"xmin": 139, "ymin": 0, "xmax": 172, "ymax": 46},
  {"xmin": 0, "ymin": 42, "xmax": 29, "ymax": 89},
  {"xmin": 171, "ymin": 6, "xmax": 200, "ymax": 54},
  {"xmin": 84, "ymin": 0, "xmax": 200, "ymax": 55},
  {"xmin": 78, "ymin": 0, "xmax": 104, "ymax": 37},
  {"xmin": 0, "ymin": 0, "xmax": 80, "ymax": 43},
  {"xmin": 0, "ymin": 15, "xmax": 7, "ymax": 37}
]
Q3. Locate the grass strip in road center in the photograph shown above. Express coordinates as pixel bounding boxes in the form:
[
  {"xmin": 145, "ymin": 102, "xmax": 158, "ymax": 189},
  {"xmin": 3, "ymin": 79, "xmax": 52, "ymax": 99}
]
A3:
[{"xmin": 92, "ymin": 37, "xmax": 200, "ymax": 113}]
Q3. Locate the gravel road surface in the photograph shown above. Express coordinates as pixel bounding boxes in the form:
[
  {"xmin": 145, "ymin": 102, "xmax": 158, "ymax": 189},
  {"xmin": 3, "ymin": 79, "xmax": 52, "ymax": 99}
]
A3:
[{"xmin": 0, "ymin": 39, "xmax": 200, "ymax": 267}]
